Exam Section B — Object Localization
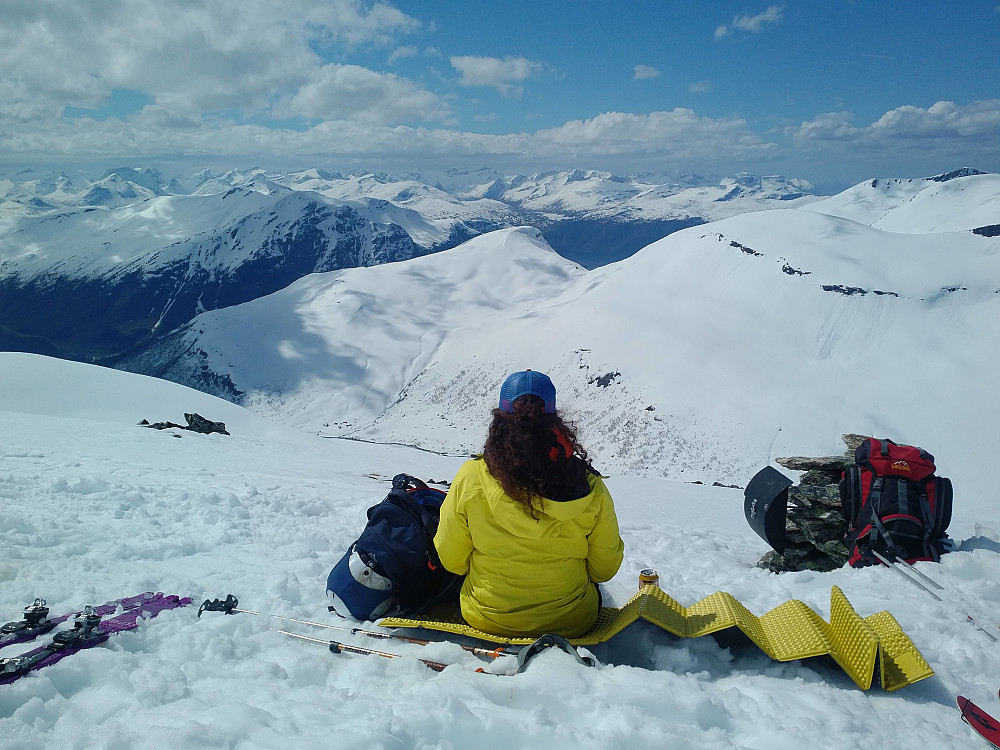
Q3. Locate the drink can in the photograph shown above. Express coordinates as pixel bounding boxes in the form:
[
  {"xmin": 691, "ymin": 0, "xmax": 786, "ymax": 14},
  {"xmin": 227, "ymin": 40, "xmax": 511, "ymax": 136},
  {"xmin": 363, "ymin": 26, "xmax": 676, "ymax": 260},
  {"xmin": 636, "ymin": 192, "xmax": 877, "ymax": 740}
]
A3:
[{"xmin": 638, "ymin": 568, "xmax": 659, "ymax": 589}]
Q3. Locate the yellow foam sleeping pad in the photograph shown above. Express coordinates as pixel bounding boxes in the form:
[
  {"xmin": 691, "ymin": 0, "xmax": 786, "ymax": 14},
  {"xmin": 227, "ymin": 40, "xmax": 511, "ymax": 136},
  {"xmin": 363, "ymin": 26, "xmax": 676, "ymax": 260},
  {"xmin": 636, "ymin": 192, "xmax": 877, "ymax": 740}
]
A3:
[{"xmin": 379, "ymin": 585, "xmax": 933, "ymax": 691}]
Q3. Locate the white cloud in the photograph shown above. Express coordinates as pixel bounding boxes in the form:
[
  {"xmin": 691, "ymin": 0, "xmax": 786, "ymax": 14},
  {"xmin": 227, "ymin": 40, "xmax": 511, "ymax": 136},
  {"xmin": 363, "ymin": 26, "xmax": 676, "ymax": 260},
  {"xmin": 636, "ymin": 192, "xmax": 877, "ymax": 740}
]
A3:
[
  {"xmin": 633, "ymin": 65, "xmax": 661, "ymax": 81},
  {"xmin": 0, "ymin": 0, "xmax": 423, "ymax": 125},
  {"xmin": 0, "ymin": 107, "xmax": 777, "ymax": 166},
  {"xmin": 690, "ymin": 81, "xmax": 713, "ymax": 93},
  {"xmin": 5, "ymin": 98, "xmax": 998, "ymax": 184},
  {"xmin": 529, "ymin": 110, "xmax": 777, "ymax": 160},
  {"xmin": 790, "ymin": 100, "xmax": 1000, "ymax": 146},
  {"xmin": 388, "ymin": 45, "xmax": 419, "ymax": 65},
  {"xmin": 274, "ymin": 65, "xmax": 447, "ymax": 124},
  {"xmin": 450, "ymin": 56, "xmax": 549, "ymax": 97},
  {"xmin": 715, "ymin": 5, "xmax": 783, "ymax": 39}
]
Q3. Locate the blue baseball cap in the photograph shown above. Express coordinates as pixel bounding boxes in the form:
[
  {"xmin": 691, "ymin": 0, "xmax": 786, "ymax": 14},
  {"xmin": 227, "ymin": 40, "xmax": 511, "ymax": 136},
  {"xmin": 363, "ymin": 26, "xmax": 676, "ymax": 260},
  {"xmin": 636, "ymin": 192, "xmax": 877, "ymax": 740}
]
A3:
[{"xmin": 498, "ymin": 370, "xmax": 556, "ymax": 413}]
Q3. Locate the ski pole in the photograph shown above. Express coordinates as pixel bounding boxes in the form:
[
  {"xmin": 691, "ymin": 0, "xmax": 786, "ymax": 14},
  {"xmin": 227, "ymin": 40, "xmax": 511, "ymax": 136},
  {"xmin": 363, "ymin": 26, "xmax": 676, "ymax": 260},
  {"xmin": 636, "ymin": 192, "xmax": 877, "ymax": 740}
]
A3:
[
  {"xmin": 873, "ymin": 551, "xmax": 942, "ymax": 600},
  {"xmin": 873, "ymin": 552, "xmax": 998, "ymax": 642},
  {"xmin": 892, "ymin": 556, "xmax": 944, "ymax": 590},
  {"xmin": 273, "ymin": 629, "xmax": 449, "ymax": 672},
  {"xmin": 198, "ymin": 596, "xmax": 515, "ymax": 661}
]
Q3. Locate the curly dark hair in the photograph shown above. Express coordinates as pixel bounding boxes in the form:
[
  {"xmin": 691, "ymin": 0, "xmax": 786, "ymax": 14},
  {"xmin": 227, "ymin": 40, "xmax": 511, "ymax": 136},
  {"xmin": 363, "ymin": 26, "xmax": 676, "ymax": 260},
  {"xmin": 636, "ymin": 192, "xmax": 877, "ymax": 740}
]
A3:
[{"xmin": 482, "ymin": 394, "xmax": 591, "ymax": 518}]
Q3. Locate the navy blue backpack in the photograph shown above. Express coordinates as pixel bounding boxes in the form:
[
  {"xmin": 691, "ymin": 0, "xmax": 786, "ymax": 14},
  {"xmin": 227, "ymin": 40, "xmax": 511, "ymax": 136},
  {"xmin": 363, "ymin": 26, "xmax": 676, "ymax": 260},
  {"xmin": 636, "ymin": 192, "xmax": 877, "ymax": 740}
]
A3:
[{"xmin": 327, "ymin": 474, "xmax": 462, "ymax": 620}]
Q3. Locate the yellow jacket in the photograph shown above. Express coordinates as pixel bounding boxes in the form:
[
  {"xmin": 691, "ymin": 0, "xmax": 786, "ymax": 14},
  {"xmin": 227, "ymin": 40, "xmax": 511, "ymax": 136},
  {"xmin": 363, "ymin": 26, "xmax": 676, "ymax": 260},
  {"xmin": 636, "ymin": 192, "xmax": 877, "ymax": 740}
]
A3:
[{"xmin": 433, "ymin": 457, "xmax": 624, "ymax": 638}]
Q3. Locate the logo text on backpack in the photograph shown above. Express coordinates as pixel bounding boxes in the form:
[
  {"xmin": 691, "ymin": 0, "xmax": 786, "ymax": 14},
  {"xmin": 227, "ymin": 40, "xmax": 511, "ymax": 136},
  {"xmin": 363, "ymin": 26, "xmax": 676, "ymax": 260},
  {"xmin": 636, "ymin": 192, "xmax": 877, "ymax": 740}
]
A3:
[{"xmin": 891, "ymin": 460, "xmax": 911, "ymax": 473}]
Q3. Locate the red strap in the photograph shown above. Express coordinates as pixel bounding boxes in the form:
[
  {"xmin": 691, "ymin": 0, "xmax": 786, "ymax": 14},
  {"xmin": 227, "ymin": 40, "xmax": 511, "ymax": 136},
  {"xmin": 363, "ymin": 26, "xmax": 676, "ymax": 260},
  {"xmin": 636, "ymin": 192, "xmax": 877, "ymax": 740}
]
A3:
[{"xmin": 549, "ymin": 428, "xmax": 573, "ymax": 461}]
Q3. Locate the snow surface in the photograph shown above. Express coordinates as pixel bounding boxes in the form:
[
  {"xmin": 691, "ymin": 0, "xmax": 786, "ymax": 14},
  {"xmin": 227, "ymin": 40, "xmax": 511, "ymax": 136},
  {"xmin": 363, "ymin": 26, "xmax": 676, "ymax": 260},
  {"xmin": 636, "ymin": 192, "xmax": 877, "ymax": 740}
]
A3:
[
  {"xmin": 804, "ymin": 174, "xmax": 1000, "ymax": 233},
  {"xmin": 154, "ymin": 210, "xmax": 1000, "ymax": 517},
  {"xmin": 2, "ymin": 353, "xmax": 1000, "ymax": 749}
]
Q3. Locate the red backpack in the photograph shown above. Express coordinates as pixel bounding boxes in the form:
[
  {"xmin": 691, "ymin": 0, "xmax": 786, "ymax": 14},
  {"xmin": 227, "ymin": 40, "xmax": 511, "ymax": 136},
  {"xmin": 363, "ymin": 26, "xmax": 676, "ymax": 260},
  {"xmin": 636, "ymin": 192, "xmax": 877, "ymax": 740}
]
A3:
[{"xmin": 840, "ymin": 438, "xmax": 952, "ymax": 567}]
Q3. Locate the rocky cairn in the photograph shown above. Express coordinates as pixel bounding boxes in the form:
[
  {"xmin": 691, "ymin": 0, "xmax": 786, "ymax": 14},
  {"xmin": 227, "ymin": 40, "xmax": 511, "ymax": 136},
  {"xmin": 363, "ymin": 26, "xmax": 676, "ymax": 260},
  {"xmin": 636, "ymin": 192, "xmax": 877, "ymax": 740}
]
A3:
[{"xmin": 756, "ymin": 434, "xmax": 869, "ymax": 573}]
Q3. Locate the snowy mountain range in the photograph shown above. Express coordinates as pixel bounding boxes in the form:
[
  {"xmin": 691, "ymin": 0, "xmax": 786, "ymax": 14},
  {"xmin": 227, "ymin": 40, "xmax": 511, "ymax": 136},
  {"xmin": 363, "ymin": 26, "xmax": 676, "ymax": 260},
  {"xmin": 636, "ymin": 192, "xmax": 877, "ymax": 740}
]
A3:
[
  {"xmin": 0, "ymin": 164, "xmax": 821, "ymax": 362},
  {"xmin": 1, "ymin": 169, "xmax": 999, "ymax": 749},
  {"xmin": 112, "ymin": 170, "xmax": 1000, "ymax": 506}
]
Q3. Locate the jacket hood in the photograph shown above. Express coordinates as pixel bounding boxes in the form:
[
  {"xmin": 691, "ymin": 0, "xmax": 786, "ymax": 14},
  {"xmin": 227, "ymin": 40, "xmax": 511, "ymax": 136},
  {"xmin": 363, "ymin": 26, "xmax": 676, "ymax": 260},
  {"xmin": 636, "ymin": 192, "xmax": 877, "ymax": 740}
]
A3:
[{"xmin": 476, "ymin": 460, "xmax": 599, "ymax": 539}]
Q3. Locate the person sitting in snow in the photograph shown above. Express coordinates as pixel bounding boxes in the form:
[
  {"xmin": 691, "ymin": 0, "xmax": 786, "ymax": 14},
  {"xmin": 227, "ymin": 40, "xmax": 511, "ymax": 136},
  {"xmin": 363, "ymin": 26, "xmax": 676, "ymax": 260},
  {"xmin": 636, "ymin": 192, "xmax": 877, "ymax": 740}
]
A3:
[{"xmin": 434, "ymin": 370, "xmax": 624, "ymax": 638}]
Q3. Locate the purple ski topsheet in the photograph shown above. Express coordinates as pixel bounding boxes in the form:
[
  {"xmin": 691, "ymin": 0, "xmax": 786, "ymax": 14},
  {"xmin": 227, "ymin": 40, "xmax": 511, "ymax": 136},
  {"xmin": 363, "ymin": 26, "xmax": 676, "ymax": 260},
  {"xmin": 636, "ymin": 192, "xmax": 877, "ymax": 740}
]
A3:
[
  {"xmin": 0, "ymin": 592, "xmax": 164, "ymax": 651},
  {"xmin": 0, "ymin": 593, "xmax": 192, "ymax": 685}
]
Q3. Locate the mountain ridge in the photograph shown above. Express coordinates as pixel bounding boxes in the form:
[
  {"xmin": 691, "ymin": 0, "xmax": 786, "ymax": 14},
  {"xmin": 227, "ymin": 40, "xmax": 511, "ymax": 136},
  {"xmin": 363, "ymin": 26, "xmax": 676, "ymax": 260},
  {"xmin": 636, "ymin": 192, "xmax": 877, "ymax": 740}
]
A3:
[
  {"xmin": 111, "ymin": 182, "xmax": 1000, "ymax": 502},
  {"xmin": 2, "ymin": 166, "xmax": 996, "ymax": 369}
]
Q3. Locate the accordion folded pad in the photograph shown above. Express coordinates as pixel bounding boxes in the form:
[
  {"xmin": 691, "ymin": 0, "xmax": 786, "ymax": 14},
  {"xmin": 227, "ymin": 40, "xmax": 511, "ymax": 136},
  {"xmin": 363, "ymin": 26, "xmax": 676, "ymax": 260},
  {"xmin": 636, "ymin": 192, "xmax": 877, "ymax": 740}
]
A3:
[{"xmin": 379, "ymin": 585, "xmax": 933, "ymax": 691}]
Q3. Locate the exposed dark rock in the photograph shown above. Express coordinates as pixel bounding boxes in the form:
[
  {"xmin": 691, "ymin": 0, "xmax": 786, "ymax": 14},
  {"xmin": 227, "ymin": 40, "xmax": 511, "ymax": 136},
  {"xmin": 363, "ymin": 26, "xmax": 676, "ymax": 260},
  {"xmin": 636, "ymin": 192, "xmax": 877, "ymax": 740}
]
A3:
[
  {"xmin": 730, "ymin": 240, "xmax": 762, "ymax": 257},
  {"xmin": 781, "ymin": 263, "xmax": 810, "ymax": 276},
  {"xmin": 821, "ymin": 284, "xmax": 867, "ymax": 296},
  {"xmin": 776, "ymin": 454, "xmax": 850, "ymax": 471},
  {"xmin": 930, "ymin": 167, "xmax": 984, "ymax": 182},
  {"xmin": 841, "ymin": 433, "xmax": 869, "ymax": 454},
  {"xmin": 589, "ymin": 372, "xmax": 621, "ymax": 388},
  {"xmin": 140, "ymin": 412, "xmax": 230, "ymax": 436}
]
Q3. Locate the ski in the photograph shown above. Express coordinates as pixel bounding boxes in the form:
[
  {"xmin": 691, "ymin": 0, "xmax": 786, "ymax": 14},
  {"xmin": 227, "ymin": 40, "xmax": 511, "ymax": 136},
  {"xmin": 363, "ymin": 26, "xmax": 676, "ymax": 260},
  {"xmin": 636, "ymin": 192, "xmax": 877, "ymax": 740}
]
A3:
[
  {"xmin": 958, "ymin": 695, "xmax": 1000, "ymax": 749},
  {"xmin": 0, "ymin": 593, "xmax": 192, "ymax": 685},
  {"xmin": 0, "ymin": 599, "xmax": 58, "ymax": 648},
  {"xmin": 0, "ymin": 592, "xmax": 167, "ymax": 651}
]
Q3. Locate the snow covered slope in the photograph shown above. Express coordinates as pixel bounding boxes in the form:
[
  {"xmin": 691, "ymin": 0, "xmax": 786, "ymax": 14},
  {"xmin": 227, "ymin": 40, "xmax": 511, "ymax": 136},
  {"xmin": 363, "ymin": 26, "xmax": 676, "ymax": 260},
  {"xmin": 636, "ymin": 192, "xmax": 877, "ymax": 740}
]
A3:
[
  {"xmin": 1, "ymin": 352, "xmax": 999, "ymax": 749},
  {"xmin": 804, "ymin": 170, "xmax": 1000, "ymax": 233},
  {"xmin": 116, "ymin": 202, "xmax": 1000, "ymax": 515},
  {"xmin": 0, "ymin": 187, "xmax": 442, "ymax": 360}
]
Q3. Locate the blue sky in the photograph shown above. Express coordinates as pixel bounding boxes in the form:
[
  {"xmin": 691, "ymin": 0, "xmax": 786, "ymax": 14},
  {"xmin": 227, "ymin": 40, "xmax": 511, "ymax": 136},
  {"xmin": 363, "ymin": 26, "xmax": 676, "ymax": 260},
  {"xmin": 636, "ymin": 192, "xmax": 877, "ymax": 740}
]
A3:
[{"xmin": 1, "ymin": 0, "xmax": 998, "ymax": 192}]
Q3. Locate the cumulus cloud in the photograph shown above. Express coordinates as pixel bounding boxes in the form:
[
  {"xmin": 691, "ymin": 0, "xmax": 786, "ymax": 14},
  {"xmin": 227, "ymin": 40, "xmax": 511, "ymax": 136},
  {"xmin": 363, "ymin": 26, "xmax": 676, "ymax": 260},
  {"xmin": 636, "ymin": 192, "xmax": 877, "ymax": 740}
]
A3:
[
  {"xmin": 790, "ymin": 100, "xmax": 1000, "ymax": 146},
  {"xmin": 450, "ymin": 56, "xmax": 549, "ymax": 97},
  {"xmin": 274, "ymin": 65, "xmax": 447, "ymax": 123},
  {"xmin": 633, "ymin": 65, "xmax": 661, "ymax": 81},
  {"xmin": 529, "ymin": 110, "xmax": 777, "ymax": 160},
  {"xmin": 715, "ymin": 6, "xmax": 783, "ymax": 39},
  {"xmin": 0, "ymin": 0, "xmax": 425, "ymax": 126}
]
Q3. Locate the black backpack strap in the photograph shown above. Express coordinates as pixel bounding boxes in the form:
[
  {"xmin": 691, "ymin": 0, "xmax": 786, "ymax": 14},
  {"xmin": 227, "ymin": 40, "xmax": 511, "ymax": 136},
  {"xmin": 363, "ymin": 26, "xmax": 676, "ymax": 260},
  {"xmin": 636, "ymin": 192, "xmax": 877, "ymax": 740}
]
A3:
[
  {"xmin": 840, "ymin": 466, "xmax": 863, "ymax": 524},
  {"xmin": 913, "ymin": 480, "xmax": 940, "ymax": 562},
  {"xmin": 933, "ymin": 477, "xmax": 953, "ymax": 536},
  {"xmin": 864, "ymin": 476, "xmax": 899, "ymax": 556},
  {"xmin": 921, "ymin": 477, "xmax": 953, "ymax": 559}
]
